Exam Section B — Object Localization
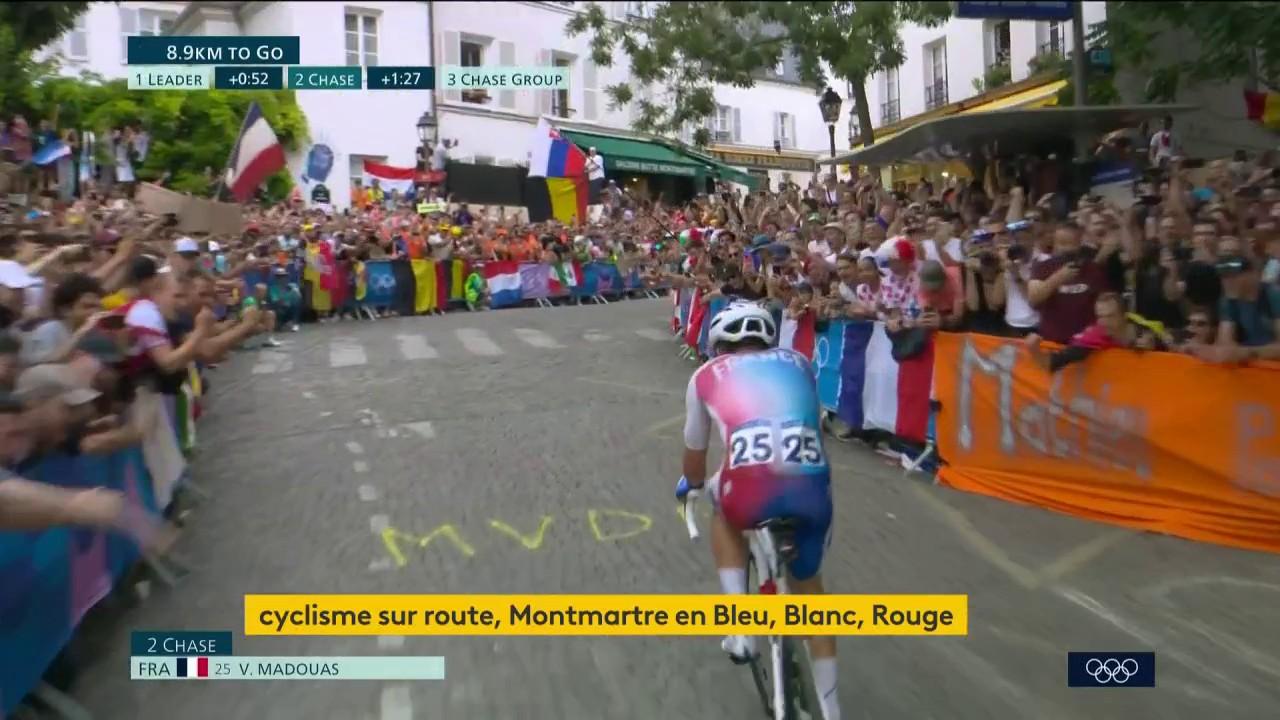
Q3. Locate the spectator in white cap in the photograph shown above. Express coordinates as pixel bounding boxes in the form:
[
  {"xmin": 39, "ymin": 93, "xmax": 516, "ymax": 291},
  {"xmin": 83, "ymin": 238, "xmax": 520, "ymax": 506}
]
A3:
[{"xmin": 170, "ymin": 236, "xmax": 200, "ymax": 274}]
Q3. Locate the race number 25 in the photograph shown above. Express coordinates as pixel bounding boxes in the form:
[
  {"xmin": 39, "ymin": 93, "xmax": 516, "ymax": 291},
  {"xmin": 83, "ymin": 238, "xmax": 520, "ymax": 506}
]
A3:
[{"xmin": 728, "ymin": 421, "xmax": 824, "ymax": 469}]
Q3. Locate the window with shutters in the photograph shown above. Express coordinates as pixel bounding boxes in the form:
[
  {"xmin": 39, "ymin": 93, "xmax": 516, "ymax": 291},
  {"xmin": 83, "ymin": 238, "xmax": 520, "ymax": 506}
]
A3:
[
  {"xmin": 923, "ymin": 39, "xmax": 948, "ymax": 109},
  {"xmin": 120, "ymin": 8, "xmax": 177, "ymax": 62},
  {"xmin": 712, "ymin": 105, "xmax": 735, "ymax": 143},
  {"xmin": 552, "ymin": 55, "xmax": 573, "ymax": 117},
  {"xmin": 774, "ymin": 112, "xmax": 795, "ymax": 149},
  {"xmin": 459, "ymin": 38, "xmax": 489, "ymax": 104},
  {"xmin": 344, "ymin": 12, "xmax": 378, "ymax": 66},
  {"xmin": 64, "ymin": 14, "xmax": 88, "ymax": 61},
  {"xmin": 881, "ymin": 67, "xmax": 901, "ymax": 123}
]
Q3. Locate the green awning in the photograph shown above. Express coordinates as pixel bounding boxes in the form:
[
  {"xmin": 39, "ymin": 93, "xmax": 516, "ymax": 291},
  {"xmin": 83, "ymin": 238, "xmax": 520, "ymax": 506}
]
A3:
[
  {"xmin": 562, "ymin": 130, "xmax": 703, "ymax": 178},
  {"xmin": 678, "ymin": 148, "xmax": 761, "ymax": 191}
]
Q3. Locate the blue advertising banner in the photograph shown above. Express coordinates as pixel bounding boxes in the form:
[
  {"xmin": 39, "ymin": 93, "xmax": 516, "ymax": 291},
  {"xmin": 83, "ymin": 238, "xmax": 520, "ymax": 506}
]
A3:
[{"xmin": 954, "ymin": 1, "xmax": 1074, "ymax": 21}]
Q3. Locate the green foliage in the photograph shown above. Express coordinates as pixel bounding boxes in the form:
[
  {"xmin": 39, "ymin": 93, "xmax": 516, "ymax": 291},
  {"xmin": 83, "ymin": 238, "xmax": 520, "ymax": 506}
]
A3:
[
  {"xmin": 972, "ymin": 61, "xmax": 1012, "ymax": 94},
  {"xmin": 1101, "ymin": 1, "xmax": 1280, "ymax": 100},
  {"xmin": 0, "ymin": 2, "xmax": 89, "ymax": 55},
  {"xmin": 28, "ymin": 73, "xmax": 308, "ymax": 202},
  {"xmin": 566, "ymin": 1, "xmax": 952, "ymax": 145}
]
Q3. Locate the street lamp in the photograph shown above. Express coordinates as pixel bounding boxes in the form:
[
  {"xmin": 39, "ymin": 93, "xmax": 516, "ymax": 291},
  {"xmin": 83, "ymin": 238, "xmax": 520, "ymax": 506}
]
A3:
[
  {"xmin": 818, "ymin": 86, "xmax": 842, "ymax": 183},
  {"xmin": 416, "ymin": 110, "xmax": 438, "ymax": 146}
]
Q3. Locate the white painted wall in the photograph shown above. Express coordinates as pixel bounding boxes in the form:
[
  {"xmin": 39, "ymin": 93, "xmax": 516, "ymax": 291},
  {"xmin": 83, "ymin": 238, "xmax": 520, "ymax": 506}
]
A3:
[
  {"xmin": 38, "ymin": 0, "xmax": 434, "ymax": 210},
  {"xmin": 863, "ymin": 2, "xmax": 1107, "ymax": 131},
  {"xmin": 433, "ymin": 1, "xmax": 833, "ymax": 188},
  {"xmin": 36, "ymin": 2, "xmax": 186, "ymax": 80}
]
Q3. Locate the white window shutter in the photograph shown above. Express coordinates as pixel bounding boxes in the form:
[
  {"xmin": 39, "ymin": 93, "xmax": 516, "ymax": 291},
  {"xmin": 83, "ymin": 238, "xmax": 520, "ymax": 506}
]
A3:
[
  {"xmin": 786, "ymin": 115, "xmax": 796, "ymax": 148},
  {"xmin": 120, "ymin": 7, "xmax": 138, "ymax": 62},
  {"xmin": 772, "ymin": 113, "xmax": 781, "ymax": 144},
  {"xmin": 582, "ymin": 58, "xmax": 599, "ymax": 121},
  {"xmin": 498, "ymin": 41, "xmax": 516, "ymax": 109},
  {"xmin": 442, "ymin": 31, "xmax": 461, "ymax": 102},
  {"xmin": 733, "ymin": 107, "xmax": 742, "ymax": 143},
  {"xmin": 537, "ymin": 50, "xmax": 553, "ymax": 116}
]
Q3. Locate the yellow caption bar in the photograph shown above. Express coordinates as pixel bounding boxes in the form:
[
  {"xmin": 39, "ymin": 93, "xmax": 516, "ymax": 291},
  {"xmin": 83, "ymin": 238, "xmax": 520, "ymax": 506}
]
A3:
[{"xmin": 245, "ymin": 594, "xmax": 968, "ymax": 636}]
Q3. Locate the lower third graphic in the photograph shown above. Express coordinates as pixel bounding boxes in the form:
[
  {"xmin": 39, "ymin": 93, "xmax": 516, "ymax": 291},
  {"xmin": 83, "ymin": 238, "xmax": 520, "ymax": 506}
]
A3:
[{"xmin": 1067, "ymin": 651, "xmax": 1156, "ymax": 687}]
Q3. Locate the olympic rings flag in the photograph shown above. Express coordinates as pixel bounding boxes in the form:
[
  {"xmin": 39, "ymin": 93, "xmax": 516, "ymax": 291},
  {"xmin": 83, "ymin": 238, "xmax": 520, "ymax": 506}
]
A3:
[{"xmin": 1066, "ymin": 652, "xmax": 1156, "ymax": 688}]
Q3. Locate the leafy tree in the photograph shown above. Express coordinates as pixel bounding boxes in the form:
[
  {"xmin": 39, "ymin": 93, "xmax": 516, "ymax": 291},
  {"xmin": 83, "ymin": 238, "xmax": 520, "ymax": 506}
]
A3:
[
  {"xmin": 29, "ymin": 73, "xmax": 309, "ymax": 202},
  {"xmin": 566, "ymin": 1, "xmax": 951, "ymax": 147},
  {"xmin": 0, "ymin": 2, "xmax": 89, "ymax": 54},
  {"xmin": 0, "ymin": 2, "xmax": 89, "ymax": 112},
  {"xmin": 1101, "ymin": 2, "xmax": 1280, "ymax": 102}
]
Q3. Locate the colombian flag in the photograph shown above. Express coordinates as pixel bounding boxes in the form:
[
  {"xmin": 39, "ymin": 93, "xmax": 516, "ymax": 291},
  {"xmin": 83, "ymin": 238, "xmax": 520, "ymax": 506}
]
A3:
[
  {"xmin": 1244, "ymin": 90, "xmax": 1280, "ymax": 130},
  {"xmin": 524, "ymin": 118, "xmax": 588, "ymax": 225}
]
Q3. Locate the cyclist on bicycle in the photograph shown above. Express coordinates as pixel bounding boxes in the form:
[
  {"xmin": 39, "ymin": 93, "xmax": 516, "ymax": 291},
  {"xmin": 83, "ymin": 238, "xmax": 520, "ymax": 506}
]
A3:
[{"xmin": 676, "ymin": 301, "xmax": 841, "ymax": 720}]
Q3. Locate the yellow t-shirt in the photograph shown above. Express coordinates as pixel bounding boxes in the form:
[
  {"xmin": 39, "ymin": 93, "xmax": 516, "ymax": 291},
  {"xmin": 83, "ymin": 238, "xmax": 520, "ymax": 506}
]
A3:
[{"xmin": 102, "ymin": 289, "xmax": 133, "ymax": 310}]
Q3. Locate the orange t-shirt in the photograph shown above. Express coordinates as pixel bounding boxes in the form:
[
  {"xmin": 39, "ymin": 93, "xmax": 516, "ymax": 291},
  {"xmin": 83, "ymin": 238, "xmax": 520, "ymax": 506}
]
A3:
[{"xmin": 407, "ymin": 235, "xmax": 427, "ymax": 259}]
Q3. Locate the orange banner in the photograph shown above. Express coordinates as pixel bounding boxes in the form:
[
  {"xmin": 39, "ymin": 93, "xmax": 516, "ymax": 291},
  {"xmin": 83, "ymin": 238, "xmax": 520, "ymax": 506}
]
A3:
[{"xmin": 932, "ymin": 332, "xmax": 1280, "ymax": 554}]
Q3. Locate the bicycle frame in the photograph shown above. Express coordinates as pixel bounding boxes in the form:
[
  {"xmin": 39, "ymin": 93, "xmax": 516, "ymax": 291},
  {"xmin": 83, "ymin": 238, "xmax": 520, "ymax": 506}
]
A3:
[{"xmin": 682, "ymin": 490, "xmax": 807, "ymax": 720}]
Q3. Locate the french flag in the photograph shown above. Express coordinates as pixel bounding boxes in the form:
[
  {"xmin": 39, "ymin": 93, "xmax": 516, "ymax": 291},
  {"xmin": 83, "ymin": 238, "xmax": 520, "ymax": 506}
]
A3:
[
  {"xmin": 226, "ymin": 101, "xmax": 286, "ymax": 203},
  {"xmin": 363, "ymin": 161, "xmax": 416, "ymax": 196},
  {"xmin": 834, "ymin": 323, "xmax": 933, "ymax": 443},
  {"xmin": 483, "ymin": 260, "xmax": 523, "ymax": 308},
  {"xmin": 778, "ymin": 311, "xmax": 817, "ymax": 360},
  {"xmin": 176, "ymin": 657, "xmax": 210, "ymax": 679},
  {"xmin": 684, "ymin": 288, "xmax": 708, "ymax": 349}
]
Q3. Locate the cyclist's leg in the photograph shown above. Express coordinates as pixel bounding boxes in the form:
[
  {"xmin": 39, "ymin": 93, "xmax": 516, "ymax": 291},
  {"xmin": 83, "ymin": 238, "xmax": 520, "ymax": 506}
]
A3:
[
  {"xmin": 786, "ymin": 481, "xmax": 839, "ymax": 720},
  {"xmin": 707, "ymin": 471, "xmax": 754, "ymax": 659}
]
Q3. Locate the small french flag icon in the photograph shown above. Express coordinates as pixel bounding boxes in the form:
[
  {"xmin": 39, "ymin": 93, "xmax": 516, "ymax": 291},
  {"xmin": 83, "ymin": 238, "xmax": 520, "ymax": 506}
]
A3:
[{"xmin": 175, "ymin": 657, "xmax": 210, "ymax": 679}]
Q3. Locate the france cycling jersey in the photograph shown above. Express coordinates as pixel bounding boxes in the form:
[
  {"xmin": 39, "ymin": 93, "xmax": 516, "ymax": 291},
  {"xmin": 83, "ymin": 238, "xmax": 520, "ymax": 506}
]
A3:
[{"xmin": 683, "ymin": 347, "xmax": 833, "ymax": 580}]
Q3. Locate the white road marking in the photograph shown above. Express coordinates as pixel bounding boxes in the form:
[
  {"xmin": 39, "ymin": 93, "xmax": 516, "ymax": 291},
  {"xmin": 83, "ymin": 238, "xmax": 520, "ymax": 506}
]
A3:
[
  {"xmin": 251, "ymin": 351, "xmax": 293, "ymax": 375},
  {"xmin": 358, "ymin": 484, "xmax": 379, "ymax": 502},
  {"xmin": 455, "ymin": 328, "xmax": 503, "ymax": 356},
  {"xmin": 380, "ymin": 684, "xmax": 412, "ymax": 720},
  {"xmin": 330, "ymin": 337, "xmax": 368, "ymax": 367},
  {"xmin": 396, "ymin": 333, "xmax": 439, "ymax": 360},
  {"xmin": 368, "ymin": 558, "xmax": 393, "ymax": 572},
  {"xmin": 346, "ymin": 442, "xmax": 365, "ymax": 455},
  {"xmin": 370, "ymin": 515, "xmax": 389, "ymax": 534},
  {"xmin": 634, "ymin": 328, "xmax": 671, "ymax": 341},
  {"xmin": 1055, "ymin": 587, "xmax": 1260, "ymax": 702},
  {"xmin": 584, "ymin": 330, "xmax": 611, "ymax": 342},
  {"xmin": 402, "ymin": 421, "xmax": 435, "ymax": 439},
  {"xmin": 513, "ymin": 327, "xmax": 563, "ymax": 349},
  {"xmin": 302, "ymin": 391, "xmax": 317, "ymax": 399},
  {"xmin": 320, "ymin": 411, "xmax": 333, "ymax": 418},
  {"xmin": 353, "ymin": 461, "xmax": 370, "ymax": 473},
  {"xmin": 377, "ymin": 635, "xmax": 406, "ymax": 650}
]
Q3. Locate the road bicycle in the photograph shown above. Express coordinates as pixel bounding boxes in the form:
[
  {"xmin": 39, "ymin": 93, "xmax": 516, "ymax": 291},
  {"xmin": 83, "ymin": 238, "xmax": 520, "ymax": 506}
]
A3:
[{"xmin": 681, "ymin": 489, "xmax": 824, "ymax": 719}]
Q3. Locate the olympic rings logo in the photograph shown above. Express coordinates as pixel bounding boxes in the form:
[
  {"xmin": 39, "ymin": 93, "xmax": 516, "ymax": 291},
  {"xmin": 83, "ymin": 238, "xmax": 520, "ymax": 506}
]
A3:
[
  {"xmin": 1084, "ymin": 657, "xmax": 1140, "ymax": 684},
  {"xmin": 370, "ymin": 273, "xmax": 396, "ymax": 291}
]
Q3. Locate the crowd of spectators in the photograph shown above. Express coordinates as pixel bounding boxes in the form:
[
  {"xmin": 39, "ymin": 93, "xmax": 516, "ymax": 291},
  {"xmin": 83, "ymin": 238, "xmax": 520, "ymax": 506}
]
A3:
[
  {"xmin": 653, "ymin": 143, "xmax": 1280, "ymax": 372},
  {"xmin": 1, "ymin": 117, "xmax": 1277, "ymax": 540}
]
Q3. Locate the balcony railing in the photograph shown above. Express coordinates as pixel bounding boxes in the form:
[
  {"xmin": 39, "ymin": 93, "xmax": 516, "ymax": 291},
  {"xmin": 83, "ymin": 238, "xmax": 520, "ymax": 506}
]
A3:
[
  {"xmin": 880, "ymin": 99, "xmax": 900, "ymax": 124},
  {"xmin": 1038, "ymin": 38, "xmax": 1065, "ymax": 57},
  {"xmin": 924, "ymin": 79, "xmax": 948, "ymax": 110},
  {"xmin": 551, "ymin": 94, "xmax": 572, "ymax": 118}
]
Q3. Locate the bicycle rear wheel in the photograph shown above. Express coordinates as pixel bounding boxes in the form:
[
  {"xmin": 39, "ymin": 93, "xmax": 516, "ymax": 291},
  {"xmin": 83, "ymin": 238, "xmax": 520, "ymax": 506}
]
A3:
[
  {"xmin": 743, "ymin": 553, "xmax": 773, "ymax": 717},
  {"xmin": 779, "ymin": 636, "xmax": 823, "ymax": 720}
]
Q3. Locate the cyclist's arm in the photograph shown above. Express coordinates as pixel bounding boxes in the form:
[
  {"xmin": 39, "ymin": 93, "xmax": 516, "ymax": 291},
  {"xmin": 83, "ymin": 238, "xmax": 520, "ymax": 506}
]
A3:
[{"xmin": 682, "ymin": 372, "xmax": 711, "ymax": 486}]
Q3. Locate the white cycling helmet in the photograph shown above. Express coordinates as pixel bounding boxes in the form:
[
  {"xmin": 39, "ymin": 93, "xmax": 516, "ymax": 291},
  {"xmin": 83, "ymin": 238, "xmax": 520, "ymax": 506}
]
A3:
[{"xmin": 708, "ymin": 302, "xmax": 777, "ymax": 349}]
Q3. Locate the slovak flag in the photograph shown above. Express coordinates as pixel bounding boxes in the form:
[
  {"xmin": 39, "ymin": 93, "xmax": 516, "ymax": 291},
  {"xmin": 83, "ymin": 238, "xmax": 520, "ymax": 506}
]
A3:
[
  {"xmin": 226, "ymin": 102, "xmax": 286, "ymax": 203},
  {"xmin": 175, "ymin": 657, "xmax": 210, "ymax": 679}
]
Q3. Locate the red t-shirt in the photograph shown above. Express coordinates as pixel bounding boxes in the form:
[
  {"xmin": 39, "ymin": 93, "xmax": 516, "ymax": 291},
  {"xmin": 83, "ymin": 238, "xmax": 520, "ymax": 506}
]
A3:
[{"xmin": 1030, "ymin": 256, "xmax": 1112, "ymax": 344}]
